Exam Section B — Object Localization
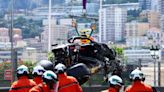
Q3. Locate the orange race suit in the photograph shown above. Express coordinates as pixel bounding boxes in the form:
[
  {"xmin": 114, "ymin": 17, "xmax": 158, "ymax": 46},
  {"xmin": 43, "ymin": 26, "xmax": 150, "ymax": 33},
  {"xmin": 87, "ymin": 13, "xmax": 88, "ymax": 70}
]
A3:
[
  {"xmin": 125, "ymin": 81, "xmax": 153, "ymax": 92},
  {"xmin": 33, "ymin": 76, "xmax": 42, "ymax": 85},
  {"xmin": 29, "ymin": 82, "xmax": 58, "ymax": 92},
  {"xmin": 101, "ymin": 87, "xmax": 118, "ymax": 92},
  {"xmin": 58, "ymin": 73, "xmax": 83, "ymax": 92},
  {"xmin": 9, "ymin": 76, "xmax": 36, "ymax": 92}
]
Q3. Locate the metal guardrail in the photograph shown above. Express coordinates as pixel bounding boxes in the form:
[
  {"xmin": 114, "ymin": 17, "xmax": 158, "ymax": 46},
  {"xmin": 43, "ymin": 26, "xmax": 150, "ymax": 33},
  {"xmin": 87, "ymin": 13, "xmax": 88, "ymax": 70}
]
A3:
[
  {"xmin": 83, "ymin": 86, "xmax": 108, "ymax": 92},
  {"xmin": 1, "ymin": 86, "xmax": 164, "ymax": 92},
  {"xmin": 1, "ymin": 87, "xmax": 107, "ymax": 92},
  {"xmin": 0, "ymin": 87, "xmax": 10, "ymax": 92},
  {"xmin": 153, "ymin": 87, "xmax": 164, "ymax": 92}
]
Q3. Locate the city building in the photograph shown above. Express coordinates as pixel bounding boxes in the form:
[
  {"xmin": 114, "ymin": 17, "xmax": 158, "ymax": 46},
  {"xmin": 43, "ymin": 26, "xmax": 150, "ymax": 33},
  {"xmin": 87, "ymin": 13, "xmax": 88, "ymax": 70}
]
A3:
[
  {"xmin": 125, "ymin": 22, "xmax": 150, "ymax": 47},
  {"xmin": 147, "ymin": 27, "xmax": 162, "ymax": 45},
  {"xmin": 86, "ymin": 3, "xmax": 99, "ymax": 15},
  {"xmin": 103, "ymin": 3, "xmax": 139, "ymax": 10},
  {"xmin": 161, "ymin": 48, "xmax": 164, "ymax": 61},
  {"xmin": 15, "ymin": 40, "xmax": 27, "ymax": 48},
  {"xmin": 32, "ymin": 6, "xmax": 69, "ymax": 20},
  {"xmin": 161, "ymin": 15, "xmax": 164, "ymax": 32},
  {"xmin": 99, "ymin": 6, "xmax": 127, "ymax": 43},
  {"xmin": 22, "ymin": 47, "xmax": 37, "ymax": 63},
  {"xmin": 41, "ymin": 18, "xmax": 72, "ymax": 51},
  {"xmin": 0, "ymin": 28, "xmax": 9, "ymax": 42},
  {"xmin": 160, "ymin": 32, "xmax": 164, "ymax": 45},
  {"xmin": 139, "ymin": 0, "xmax": 151, "ymax": 10},
  {"xmin": 0, "ymin": 28, "xmax": 22, "ymax": 43},
  {"xmin": 36, "ymin": 52, "xmax": 48, "ymax": 62},
  {"xmin": 126, "ymin": 37, "xmax": 148, "ymax": 47},
  {"xmin": 151, "ymin": 0, "xmax": 160, "ymax": 12},
  {"xmin": 32, "ymin": 0, "xmax": 43, "ymax": 7},
  {"xmin": 140, "ymin": 10, "xmax": 160, "ymax": 28},
  {"xmin": 159, "ymin": 0, "xmax": 164, "ymax": 32},
  {"xmin": 65, "ymin": 0, "xmax": 82, "ymax": 4},
  {"xmin": 13, "ymin": 28, "xmax": 22, "ymax": 36},
  {"xmin": 0, "ymin": 42, "xmax": 11, "ymax": 50},
  {"xmin": 125, "ymin": 22, "xmax": 150, "ymax": 37},
  {"xmin": 159, "ymin": 0, "xmax": 164, "ymax": 15},
  {"xmin": 4, "ymin": 13, "xmax": 26, "ymax": 20},
  {"xmin": 23, "ymin": 37, "xmax": 42, "ymax": 51},
  {"xmin": 0, "ymin": 50, "xmax": 22, "ymax": 62},
  {"xmin": 31, "ymin": 3, "xmax": 99, "ymax": 20},
  {"xmin": 124, "ymin": 49, "xmax": 153, "ymax": 63}
]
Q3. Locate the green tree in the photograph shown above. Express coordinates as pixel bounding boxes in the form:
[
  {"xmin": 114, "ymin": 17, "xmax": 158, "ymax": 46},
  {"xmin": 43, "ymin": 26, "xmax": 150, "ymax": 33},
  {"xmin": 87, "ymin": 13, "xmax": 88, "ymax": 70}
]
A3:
[
  {"xmin": 127, "ymin": 9, "xmax": 142, "ymax": 22},
  {"xmin": 14, "ymin": 16, "xmax": 43, "ymax": 38},
  {"xmin": 0, "ymin": 19, "xmax": 8, "ymax": 27},
  {"xmin": 139, "ymin": 17, "xmax": 148, "ymax": 22},
  {"xmin": 48, "ymin": 52, "xmax": 55, "ymax": 62},
  {"xmin": 128, "ymin": 9, "xmax": 141, "ymax": 17},
  {"xmin": 127, "ymin": 16, "xmax": 136, "ymax": 22},
  {"xmin": 113, "ymin": 46, "xmax": 124, "ymax": 58},
  {"xmin": 19, "ymin": 61, "xmax": 37, "ymax": 78}
]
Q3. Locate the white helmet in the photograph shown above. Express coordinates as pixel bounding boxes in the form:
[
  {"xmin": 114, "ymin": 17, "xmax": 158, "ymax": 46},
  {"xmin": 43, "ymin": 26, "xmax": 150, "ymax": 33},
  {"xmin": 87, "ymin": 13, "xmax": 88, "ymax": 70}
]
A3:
[
  {"xmin": 17, "ymin": 65, "xmax": 29, "ymax": 75},
  {"xmin": 108, "ymin": 75, "xmax": 123, "ymax": 86},
  {"xmin": 54, "ymin": 63, "xmax": 66, "ymax": 74},
  {"xmin": 129, "ymin": 69, "xmax": 145, "ymax": 81},
  {"xmin": 32, "ymin": 65, "xmax": 45, "ymax": 76},
  {"xmin": 42, "ymin": 71, "xmax": 58, "ymax": 82}
]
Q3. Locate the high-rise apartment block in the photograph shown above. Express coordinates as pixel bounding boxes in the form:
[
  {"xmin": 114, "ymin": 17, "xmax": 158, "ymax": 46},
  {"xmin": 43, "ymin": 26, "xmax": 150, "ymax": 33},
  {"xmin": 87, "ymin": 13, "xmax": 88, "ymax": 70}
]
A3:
[
  {"xmin": 159, "ymin": 0, "xmax": 164, "ymax": 15},
  {"xmin": 151, "ymin": 0, "xmax": 160, "ymax": 12},
  {"xmin": 159, "ymin": 0, "xmax": 164, "ymax": 32},
  {"xmin": 99, "ymin": 6, "xmax": 127, "ymax": 43}
]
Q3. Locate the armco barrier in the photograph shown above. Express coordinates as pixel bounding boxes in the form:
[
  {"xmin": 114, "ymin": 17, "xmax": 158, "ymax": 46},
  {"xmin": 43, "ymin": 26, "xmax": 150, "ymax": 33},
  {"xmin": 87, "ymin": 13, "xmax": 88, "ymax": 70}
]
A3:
[
  {"xmin": 0, "ymin": 87, "xmax": 10, "ymax": 92},
  {"xmin": 1, "ymin": 86, "xmax": 164, "ymax": 92},
  {"xmin": 83, "ymin": 86, "xmax": 164, "ymax": 92},
  {"xmin": 1, "ymin": 87, "xmax": 107, "ymax": 92},
  {"xmin": 154, "ymin": 87, "xmax": 164, "ymax": 92},
  {"xmin": 83, "ymin": 86, "xmax": 108, "ymax": 92}
]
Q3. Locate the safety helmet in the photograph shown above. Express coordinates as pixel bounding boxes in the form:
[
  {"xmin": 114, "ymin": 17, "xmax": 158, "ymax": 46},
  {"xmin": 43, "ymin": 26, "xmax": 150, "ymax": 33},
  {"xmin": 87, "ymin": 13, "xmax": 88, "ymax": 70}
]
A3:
[
  {"xmin": 32, "ymin": 65, "xmax": 45, "ymax": 76},
  {"xmin": 42, "ymin": 70, "xmax": 58, "ymax": 83},
  {"xmin": 54, "ymin": 63, "xmax": 66, "ymax": 74},
  {"xmin": 17, "ymin": 65, "xmax": 29, "ymax": 75},
  {"xmin": 108, "ymin": 75, "xmax": 123, "ymax": 86},
  {"xmin": 37, "ymin": 60, "xmax": 54, "ymax": 71},
  {"xmin": 129, "ymin": 69, "xmax": 145, "ymax": 81}
]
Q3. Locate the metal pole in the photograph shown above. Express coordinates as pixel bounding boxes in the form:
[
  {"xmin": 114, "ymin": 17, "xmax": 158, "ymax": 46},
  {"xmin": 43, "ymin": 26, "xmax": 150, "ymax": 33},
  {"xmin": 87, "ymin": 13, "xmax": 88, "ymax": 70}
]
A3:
[
  {"xmin": 158, "ymin": 61, "xmax": 161, "ymax": 86},
  {"xmin": 154, "ymin": 59, "xmax": 156, "ymax": 86},
  {"xmin": 48, "ymin": 0, "xmax": 52, "ymax": 52},
  {"xmin": 10, "ymin": 0, "xmax": 16, "ymax": 82},
  {"xmin": 99, "ymin": 0, "xmax": 102, "ymax": 42},
  {"xmin": 138, "ymin": 59, "xmax": 141, "ymax": 70}
]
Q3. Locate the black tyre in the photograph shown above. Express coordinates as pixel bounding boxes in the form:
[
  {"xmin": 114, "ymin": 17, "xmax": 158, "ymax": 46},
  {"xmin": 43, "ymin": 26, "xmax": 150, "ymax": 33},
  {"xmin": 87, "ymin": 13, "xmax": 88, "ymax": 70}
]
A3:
[{"xmin": 67, "ymin": 63, "xmax": 91, "ymax": 85}]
